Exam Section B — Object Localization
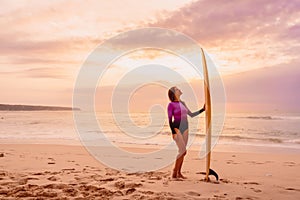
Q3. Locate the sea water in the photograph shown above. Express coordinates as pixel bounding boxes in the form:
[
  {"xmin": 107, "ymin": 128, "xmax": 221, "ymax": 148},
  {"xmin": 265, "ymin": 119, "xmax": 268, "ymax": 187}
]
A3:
[{"xmin": 0, "ymin": 111, "xmax": 299, "ymax": 150}]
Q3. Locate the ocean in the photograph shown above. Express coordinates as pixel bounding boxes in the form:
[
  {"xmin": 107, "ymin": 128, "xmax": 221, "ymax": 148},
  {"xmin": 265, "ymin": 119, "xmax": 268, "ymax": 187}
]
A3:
[{"xmin": 0, "ymin": 111, "xmax": 299, "ymax": 150}]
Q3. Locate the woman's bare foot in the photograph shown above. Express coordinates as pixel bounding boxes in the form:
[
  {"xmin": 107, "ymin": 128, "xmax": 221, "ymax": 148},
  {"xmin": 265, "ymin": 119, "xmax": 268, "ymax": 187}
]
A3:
[{"xmin": 177, "ymin": 173, "xmax": 187, "ymax": 179}]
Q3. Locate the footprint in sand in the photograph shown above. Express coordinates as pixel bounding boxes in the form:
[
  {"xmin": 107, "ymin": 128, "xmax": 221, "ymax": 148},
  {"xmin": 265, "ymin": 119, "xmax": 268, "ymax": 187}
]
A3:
[
  {"xmin": 0, "ymin": 189, "xmax": 9, "ymax": 196},
  {"xmin": 61, "ymin": 168, "xmax": 76, "ymax": 174},
  {"xmin": 140, "ymin": 190, "xmax": 155, "ymax": 195},
  {"xmin": 125, "ymin": 188, "xmax": 136, "ymax": 195},
  {"xmin": 47, "ymin": 176, "xmax": 58, "ymax": 181},
  {"xmin": 198, "ymin": 178, "xmax": 219, "ymax": 184},
  {"xmin": 170, "ymin": 178, "xmax": 184, "ymax": 182},
  {"xmin": 149, "ymin": 176, "xmax": 162, "ymax": 180},
  {"xmin": 44, "ymin": 183, "xmax": 68, "ymax": 189},
  {"xmin": 250, "ymin": 187, "xmax": 262, "ymax": 193},
  {"xmin": 236, "ymin": 195, "xmax": 258, "ymax": 200},
  {"xmin": 104, "ymin": 168, "xmax": 120, "ymax": 176},
  {"xmin": 100, "ymin": 177, "xmax": 114, "ymax": 182},
  {"xmin": 37, "ymin": 191, "xmax": 58, "ymax": 198},
  {"xmin": 220, "ymin": 178, "xmax": 232, "ymax": 184},
  {"xmin": 0, "ymin": 171, "xmax": 7, "ymax": 176},
  {"xmin": 226, "ymin": 160, "xmax": 239, "ymax": 165},
  {"xmin": 147, "ymin": 181, "xmax": 156, "ymax": 184},
  {"xmin": 15, "ymin": 191, "xmax": 33, "ymax": 198},
  {"xmin": 162, "ymin": 179, "xmax": 169, "ymax": 186},
  {"xmin": 18, "ymin": 178, "xmax": 28, "ymax": 185},
  {"xmin": 243, "ymin": 181, "xmax": 260, "ymax": 185},
  {"xmin": 62, "ymin": 168, "xmax": 75, "ymax": 171},
  {"xmin": 283, "ymin": 161, "xmax": 296, "ymax": 167},
  {"xmin": 62, "ymin": 187, "xmax": 78, "ymax": 197},
  {"xmin": 246, "ymin": 161, "xmax": 265, "ymax": 165},
  {"xmin": 213, "ymin": 194, "xmax": 228, "ymax": 199},
  {"xmin": 186, "ymin": 191, "xmax": 201, "ymax": 197},
  {"xmin": 47, "ymin": 158, "xmax": 56, "ymax": 165},
  {"xmin": 19, "ymin": 154, "xmax": 25, "ymax": 158},
  {"xmin": 32, "ymin": 172, "xmax": 44, "ymax": 176},
  {"xmin": 114, "ymin": 181, "xmax": 125, "ymax": 189},
  {"xmin": 126, "ymin": 183, "xmax": 143, "ymax": 188},
  {"xmin": 285, "ymin": 187, "xmax": 300, "ymax": 192}
]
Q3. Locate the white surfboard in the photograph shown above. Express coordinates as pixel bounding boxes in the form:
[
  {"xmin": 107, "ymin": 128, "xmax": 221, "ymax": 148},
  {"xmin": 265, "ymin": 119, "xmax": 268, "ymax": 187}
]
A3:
[{"xmin": 201, "ymin": 48, "xmax": 218, "ymax": 181}]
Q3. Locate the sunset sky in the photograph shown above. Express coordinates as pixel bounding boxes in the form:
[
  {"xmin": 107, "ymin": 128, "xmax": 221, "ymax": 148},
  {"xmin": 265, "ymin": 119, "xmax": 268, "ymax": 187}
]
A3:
[{"xmin": 1, "ymin": 0, "xmax": 299, "ymax": 112}]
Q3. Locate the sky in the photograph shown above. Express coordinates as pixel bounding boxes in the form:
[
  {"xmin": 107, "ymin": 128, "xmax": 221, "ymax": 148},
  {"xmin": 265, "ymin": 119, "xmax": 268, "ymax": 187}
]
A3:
[{"xmin": 0, "ymin": 0, "xmax": 299, "ymax": 112}]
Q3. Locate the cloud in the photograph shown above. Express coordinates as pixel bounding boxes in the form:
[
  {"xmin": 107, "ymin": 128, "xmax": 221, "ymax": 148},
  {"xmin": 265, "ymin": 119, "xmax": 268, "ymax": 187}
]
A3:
[
  {"xmin": 0, "ymin": 0, "xmax": 191, "ymax": 71},
  {"xmin": 0, "ymin": 56, "xmax": 78, "ymax": 65},
  {"xmin": 147, "ymin": 0, "xmax": 300, "ymax": 72},
  {"xmin": 151, "ymin": 0, "xmax": 300, "ymax": 41},
  {"xmin": 280, "ymin": 24, "xmax": 300, "ymax": 41},
  {"xmin": 0, "ymin": 67, "xmax": 68, "ymax": 79},
  {"xmin": 0, "ymin": 32, "xmax": 99, "ymax": 56}
]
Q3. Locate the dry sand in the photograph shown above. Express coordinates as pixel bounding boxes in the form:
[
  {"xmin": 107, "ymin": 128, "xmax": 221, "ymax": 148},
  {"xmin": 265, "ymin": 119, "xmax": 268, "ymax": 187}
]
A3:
[{"xmin": 0, "ymin": 143, "xmax": 299, "ymax": 199}]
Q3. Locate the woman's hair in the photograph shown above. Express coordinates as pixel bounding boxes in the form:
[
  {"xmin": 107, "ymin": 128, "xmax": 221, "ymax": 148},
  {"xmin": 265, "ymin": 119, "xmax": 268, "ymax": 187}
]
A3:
[{"xmin": 168, "ymin": 86, "xmax": 176, "ymax": 102}]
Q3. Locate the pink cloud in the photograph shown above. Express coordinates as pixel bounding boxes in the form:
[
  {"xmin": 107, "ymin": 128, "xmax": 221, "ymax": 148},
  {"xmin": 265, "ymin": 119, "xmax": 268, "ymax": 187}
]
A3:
[
  {"xmin": 147, "ymin": 0, "xmax": 300, "ymax": 72},
  {"xmin": 151, "ymin": 0, "xmax": 300, "ymax": 41}
]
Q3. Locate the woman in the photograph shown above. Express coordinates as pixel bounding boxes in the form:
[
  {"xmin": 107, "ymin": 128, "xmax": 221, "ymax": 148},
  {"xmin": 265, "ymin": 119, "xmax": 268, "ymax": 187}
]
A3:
[{"xmin": 167, "ymin": 86, "xmax": 205, "ymax": 179}]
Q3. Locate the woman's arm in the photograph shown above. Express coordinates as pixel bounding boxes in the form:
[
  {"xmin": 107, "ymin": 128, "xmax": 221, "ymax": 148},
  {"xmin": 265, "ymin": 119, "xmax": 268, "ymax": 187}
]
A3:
[
  {"xmin": 167, "ymin": 103, "xmax": 176, "ymax": 134},
  {"xmin": 181, "ymin": 101, "xmax": 205, "ymax": 118}
]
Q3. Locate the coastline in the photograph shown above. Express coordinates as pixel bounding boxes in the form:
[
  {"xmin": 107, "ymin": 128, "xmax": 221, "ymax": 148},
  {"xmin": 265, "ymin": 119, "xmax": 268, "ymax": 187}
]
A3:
[{"xmin": 0, "ymin": 104, "xmax": 80, "ymax": 111}]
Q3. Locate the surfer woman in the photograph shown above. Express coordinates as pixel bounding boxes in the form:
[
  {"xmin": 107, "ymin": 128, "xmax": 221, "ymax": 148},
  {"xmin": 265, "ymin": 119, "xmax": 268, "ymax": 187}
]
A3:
[{"xmin": 167, "ymin": 86, "xmax": 205, "ymax": 179}]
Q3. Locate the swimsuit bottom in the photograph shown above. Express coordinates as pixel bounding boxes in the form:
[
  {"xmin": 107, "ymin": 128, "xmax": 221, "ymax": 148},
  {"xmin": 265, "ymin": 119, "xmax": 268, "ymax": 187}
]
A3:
[{"xmin": 172, "ymin": 120, "xmax": 188, "ymax": 134}]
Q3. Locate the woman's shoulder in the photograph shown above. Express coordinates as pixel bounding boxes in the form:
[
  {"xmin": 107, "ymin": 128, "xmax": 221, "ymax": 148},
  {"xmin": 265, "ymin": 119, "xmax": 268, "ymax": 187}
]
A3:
[
  {"xmin": 180, "ymin": 100, "xmax": 186, "ymax": 105},
  {"xmin": 180, "ymin": 101, "xmax": 188, "ymax": 108},
  {"xmin": 168, "ymin": 102, "xmax": 174, "ymax": 106},
  {"xmin": 167, "ymin": 101, "xmax": 178, "ymax": 107}
]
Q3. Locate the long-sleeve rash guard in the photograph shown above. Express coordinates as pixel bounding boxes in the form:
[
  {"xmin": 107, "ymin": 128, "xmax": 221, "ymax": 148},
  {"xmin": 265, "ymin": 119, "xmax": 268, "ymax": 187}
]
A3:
[{"xmin": 167, "ymin": 101, "xmax": 204, "ymax": 134}]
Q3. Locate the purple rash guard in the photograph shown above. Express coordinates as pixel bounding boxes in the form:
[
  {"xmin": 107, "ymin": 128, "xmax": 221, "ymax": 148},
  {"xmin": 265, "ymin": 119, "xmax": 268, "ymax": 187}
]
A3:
[{"xmin": 167, "ymin": 101, "xmax": 204, "ymax": 134}]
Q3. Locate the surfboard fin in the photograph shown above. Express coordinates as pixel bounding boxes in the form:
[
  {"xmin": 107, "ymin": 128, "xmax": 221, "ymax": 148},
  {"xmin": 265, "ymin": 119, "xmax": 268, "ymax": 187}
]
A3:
[{"xmin": 209, "ymin": 168, "xmax": 219, "ymax": 181}]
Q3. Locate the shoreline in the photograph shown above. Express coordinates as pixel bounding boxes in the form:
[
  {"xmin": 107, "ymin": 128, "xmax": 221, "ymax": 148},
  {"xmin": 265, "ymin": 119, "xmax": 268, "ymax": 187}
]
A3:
[{"xmin": 0, "ymin": 138, "xmax": 299, "ymax": 154}]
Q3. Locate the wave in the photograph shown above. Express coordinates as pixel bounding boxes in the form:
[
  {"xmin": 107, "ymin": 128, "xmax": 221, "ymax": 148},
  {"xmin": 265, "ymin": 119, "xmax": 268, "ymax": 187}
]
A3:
[
  {"xmin": 245, "ymin": 116, "xmax": 282, "ymax": 120},
  {"xmin": 229, "ymin": 114, "xmax": 300, "ymax": 121},
  {"xmin": 218, "ymin": 135, "xmax": 283, "ymax": 143},
  {"xmin": 159, "ymin": 132, "xmax": 287, "ymax": 144}
]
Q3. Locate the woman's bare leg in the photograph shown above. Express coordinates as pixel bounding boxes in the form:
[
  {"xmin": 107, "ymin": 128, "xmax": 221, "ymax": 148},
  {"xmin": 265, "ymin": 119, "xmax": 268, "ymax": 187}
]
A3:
[
  {"xmin": 178, "ymin": 129, "xmax": 188, "ymax": 179},
  {"xmin": 172, "ymin": 130, "xmax": 186, "ymax": 178},
  {"xmin": 173, "ymin": 154, "xmax": 184, "ymax": 178}
]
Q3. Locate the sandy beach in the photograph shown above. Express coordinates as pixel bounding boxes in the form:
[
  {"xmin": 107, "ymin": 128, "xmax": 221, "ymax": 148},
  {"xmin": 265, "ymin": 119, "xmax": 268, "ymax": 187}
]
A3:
[
  {"xmin": 0, "ymin": 143, "xmax": 299, "ymax": 200},
  {"xmin": 1, "ymin": 0, "xmax": 300, "ymax": 199}
]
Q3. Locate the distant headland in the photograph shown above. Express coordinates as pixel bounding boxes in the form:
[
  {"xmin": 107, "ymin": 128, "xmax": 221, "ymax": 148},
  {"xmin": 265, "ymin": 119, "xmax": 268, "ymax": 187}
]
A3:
[{"xmin": 0, "ymin": 104, "xmax": 81, "ymax": 111}]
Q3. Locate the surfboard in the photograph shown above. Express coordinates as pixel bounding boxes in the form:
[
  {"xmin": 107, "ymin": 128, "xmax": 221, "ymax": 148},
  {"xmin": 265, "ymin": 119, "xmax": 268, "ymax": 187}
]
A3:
[{"xmin": 201, "ymin": 48, "xmax": 219, "ymax": 182}]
